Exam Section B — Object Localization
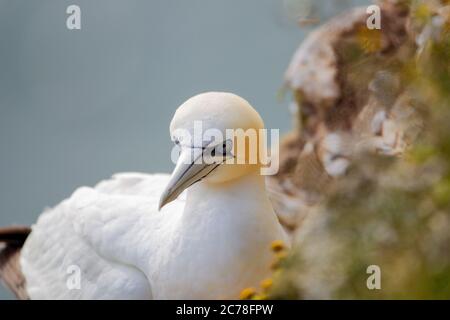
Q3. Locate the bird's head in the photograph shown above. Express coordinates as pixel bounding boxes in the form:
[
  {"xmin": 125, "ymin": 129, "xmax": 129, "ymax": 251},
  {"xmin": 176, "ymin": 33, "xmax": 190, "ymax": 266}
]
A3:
[{"xmin": 159, "ymin": 92, "xmax": 266, "ymax": 209}]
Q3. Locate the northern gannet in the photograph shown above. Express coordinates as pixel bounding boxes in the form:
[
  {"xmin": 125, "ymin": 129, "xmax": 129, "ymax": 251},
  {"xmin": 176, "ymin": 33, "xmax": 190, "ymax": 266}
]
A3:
[{"xmin": 0, "ymin": 92, "xmax": 288, "ymax": 299}]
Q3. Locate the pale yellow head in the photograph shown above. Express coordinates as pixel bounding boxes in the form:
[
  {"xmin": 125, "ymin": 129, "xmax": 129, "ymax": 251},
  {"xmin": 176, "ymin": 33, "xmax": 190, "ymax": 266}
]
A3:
[{"xmin": 159, "ymin": 92, "xmax": 266, "ymax": 209}]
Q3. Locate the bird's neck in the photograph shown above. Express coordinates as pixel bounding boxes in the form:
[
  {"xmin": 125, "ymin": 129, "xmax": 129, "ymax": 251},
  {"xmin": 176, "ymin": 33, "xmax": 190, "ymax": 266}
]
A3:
[
  {"xmin": 165, "ymin": 171, "xmax": 285, "ymax": 300},
  {"xmin": 183, "ymin": 171, "xmax": 273, "ymax": 218}
]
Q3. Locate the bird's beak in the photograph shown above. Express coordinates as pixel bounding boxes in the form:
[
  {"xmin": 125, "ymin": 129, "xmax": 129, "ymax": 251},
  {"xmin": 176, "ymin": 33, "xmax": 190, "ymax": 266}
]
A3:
[{"xmin": 159, "ymin": 147, "xmax": 218, "ymax": 210}]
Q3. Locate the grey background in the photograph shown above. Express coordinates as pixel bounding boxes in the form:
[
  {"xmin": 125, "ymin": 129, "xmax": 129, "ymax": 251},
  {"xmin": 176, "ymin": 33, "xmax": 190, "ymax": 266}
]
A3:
[{"xmin": 0, "ymin": 0, "xmax": 370, "ymax": 299}]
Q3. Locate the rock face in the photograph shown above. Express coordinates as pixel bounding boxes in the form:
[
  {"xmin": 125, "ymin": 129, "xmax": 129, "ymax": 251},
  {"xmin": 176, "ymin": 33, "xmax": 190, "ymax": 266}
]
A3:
[{"xmin": 269, "ymin": 1, "xmax": 423, "ymax": 232}]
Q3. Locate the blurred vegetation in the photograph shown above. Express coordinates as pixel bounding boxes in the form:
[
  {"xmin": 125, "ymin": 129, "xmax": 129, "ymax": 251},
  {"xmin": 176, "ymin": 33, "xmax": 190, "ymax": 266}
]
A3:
[{"xmin": 269, "ymin": 0, "xmax": 450, "ymax": 299}]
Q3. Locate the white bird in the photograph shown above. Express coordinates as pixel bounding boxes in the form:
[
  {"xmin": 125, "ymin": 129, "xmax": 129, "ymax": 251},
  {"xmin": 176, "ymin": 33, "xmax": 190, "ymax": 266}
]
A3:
[{"xmin": 0, "ymin": 92, "xmax": 288, "ymax": 299}]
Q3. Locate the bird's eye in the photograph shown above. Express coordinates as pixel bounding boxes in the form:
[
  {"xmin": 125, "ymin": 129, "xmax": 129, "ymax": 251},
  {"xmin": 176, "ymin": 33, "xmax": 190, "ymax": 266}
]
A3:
[{"xmin": 207, "ymin": 140, "xmax": 232, "ymax": 161}]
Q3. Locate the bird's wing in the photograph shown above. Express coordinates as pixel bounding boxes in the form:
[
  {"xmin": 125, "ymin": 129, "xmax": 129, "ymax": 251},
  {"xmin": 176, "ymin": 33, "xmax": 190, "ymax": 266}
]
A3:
[
  {"xmin": 20, "ymin": 173, "xmax": 183, "ymax": 299},
  {"xmin": 94, "ymin": 172, "xmax": 178, "ymax": 197}
]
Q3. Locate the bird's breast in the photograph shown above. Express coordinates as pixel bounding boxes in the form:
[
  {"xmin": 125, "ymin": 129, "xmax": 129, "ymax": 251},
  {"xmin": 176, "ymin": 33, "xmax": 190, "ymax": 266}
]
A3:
[{"xmin": 148, "ymin": 201, "xmax": 284, "ymax": 299}]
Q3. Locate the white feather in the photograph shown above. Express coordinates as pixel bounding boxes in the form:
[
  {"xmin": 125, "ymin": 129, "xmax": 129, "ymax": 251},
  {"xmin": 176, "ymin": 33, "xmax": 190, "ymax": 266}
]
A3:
[{"xmin": 21, "ymin": 171, "xmax": 286, "ymax": 299}]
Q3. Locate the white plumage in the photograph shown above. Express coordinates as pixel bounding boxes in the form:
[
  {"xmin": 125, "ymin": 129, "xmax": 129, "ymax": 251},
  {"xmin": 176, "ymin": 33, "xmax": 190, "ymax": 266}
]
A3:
[{"xmin": 20, "ymin": 92, "xmax": 288, "ymax": 299}]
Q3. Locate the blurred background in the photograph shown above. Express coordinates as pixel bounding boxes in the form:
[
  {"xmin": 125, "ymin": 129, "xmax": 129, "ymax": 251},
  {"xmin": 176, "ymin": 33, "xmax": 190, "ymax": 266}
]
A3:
[{"xmin": 0, "ymin": 0, "xmax": 372, "ymax": 299}]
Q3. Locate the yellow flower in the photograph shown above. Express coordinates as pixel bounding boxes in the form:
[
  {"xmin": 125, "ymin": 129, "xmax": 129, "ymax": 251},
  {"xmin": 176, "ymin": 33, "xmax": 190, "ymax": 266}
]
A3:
[
  {"xmin": 270, "ymin": 240, "xmax": 286, "ymax": 253},
  {"xmin": 260, "ymin": 278, "xmax": 273, "ymax": 291},
  {"xmin": 239, "ymin": 287, "xmax": 256, "ymax": 300},
  {"xmin": 414, "ymin": 3, "xmax": 431, "ymax": 23},
  {"xmin": 275, "ymin": 251, "xmax": 288, "ymax": 260},
  {"xmin": 357, "ymin": 26, "xmax": 382, "ymax": 54}
]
